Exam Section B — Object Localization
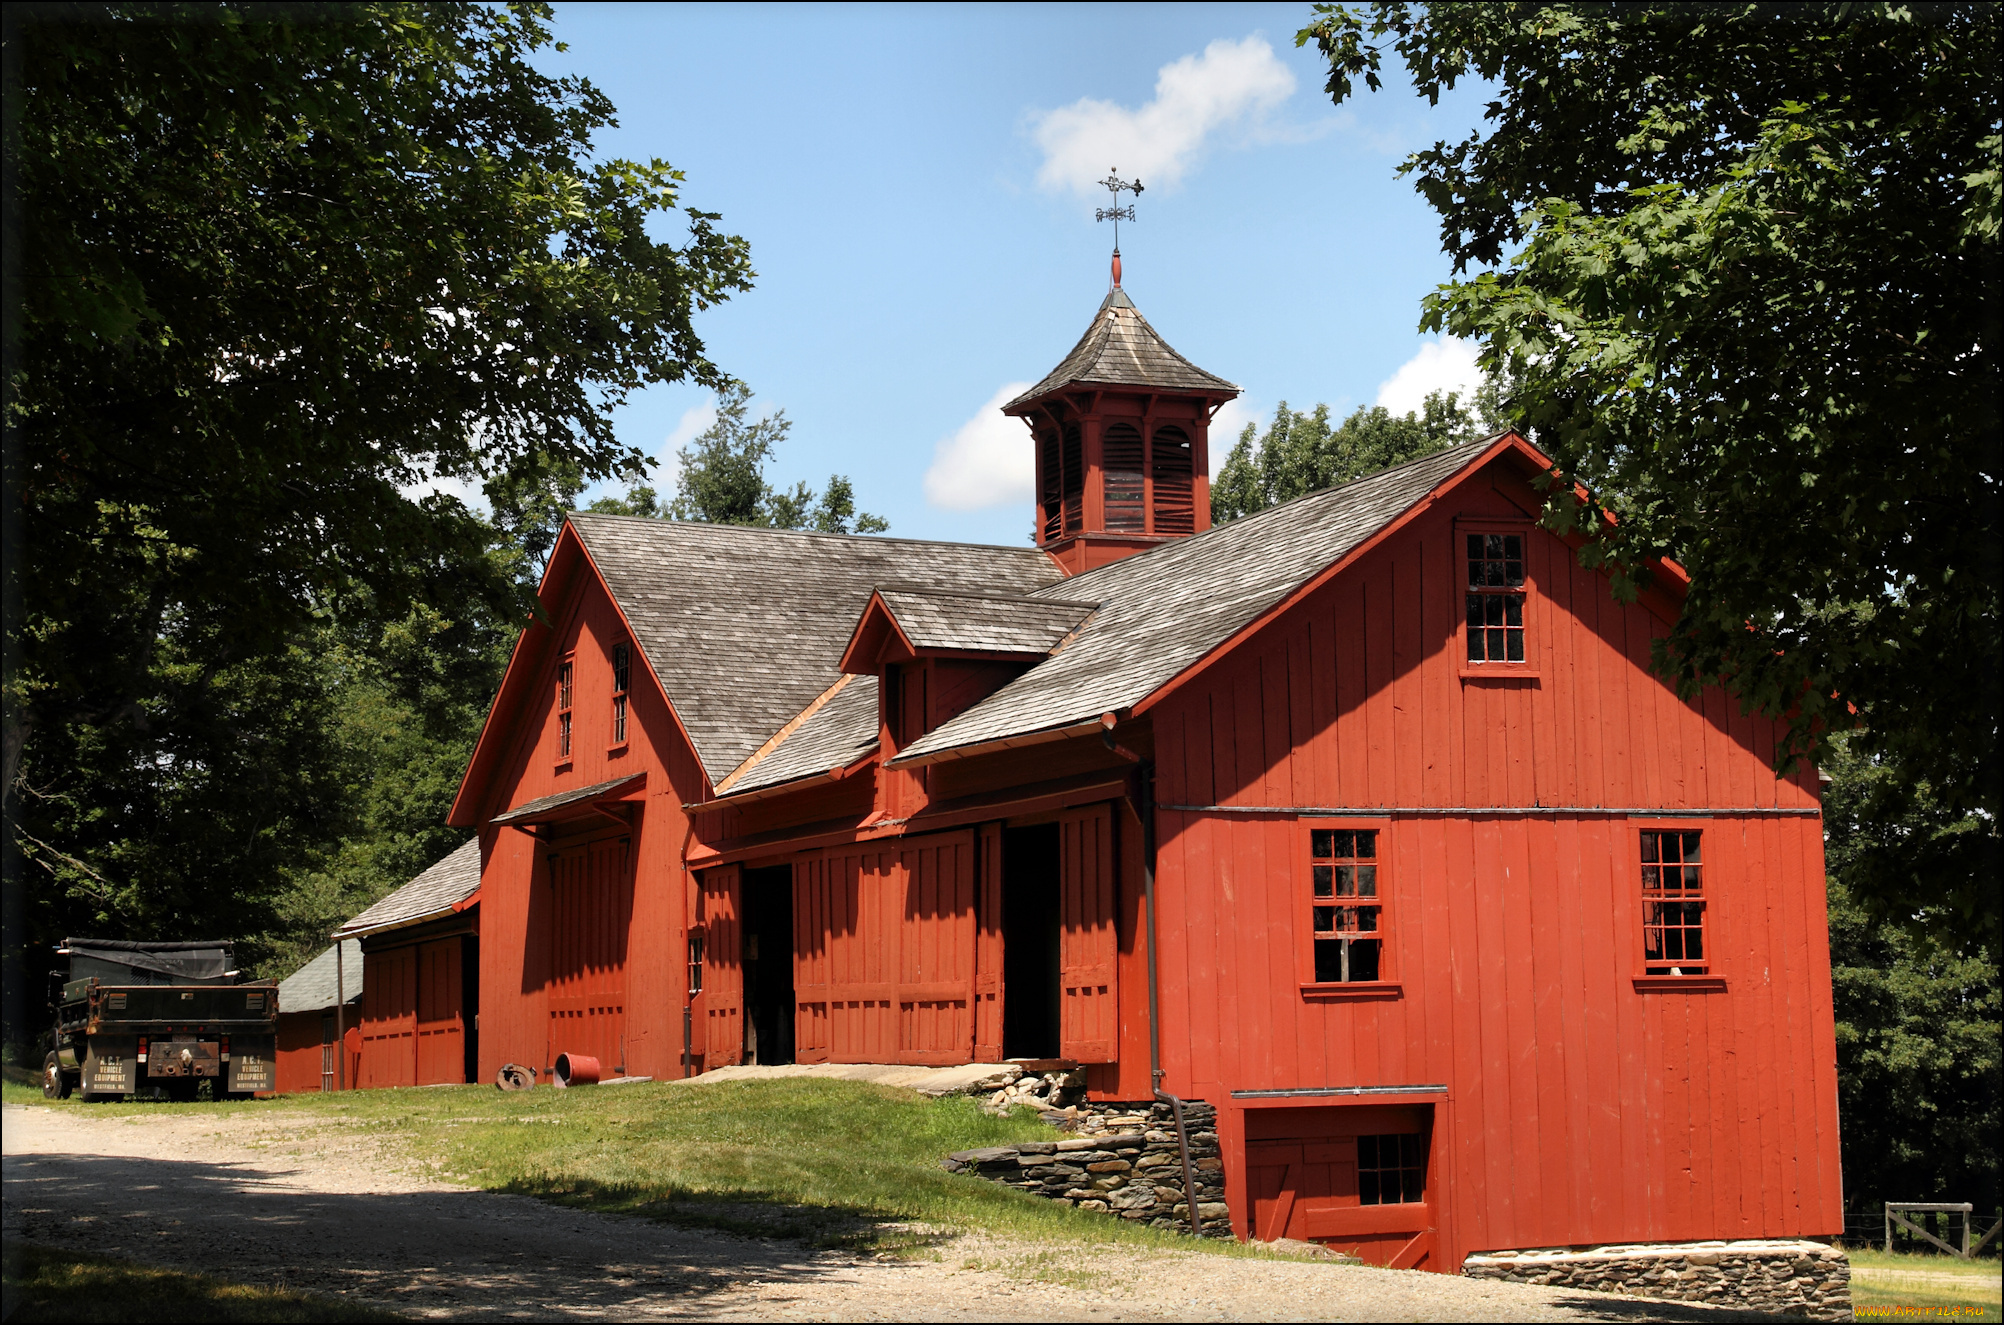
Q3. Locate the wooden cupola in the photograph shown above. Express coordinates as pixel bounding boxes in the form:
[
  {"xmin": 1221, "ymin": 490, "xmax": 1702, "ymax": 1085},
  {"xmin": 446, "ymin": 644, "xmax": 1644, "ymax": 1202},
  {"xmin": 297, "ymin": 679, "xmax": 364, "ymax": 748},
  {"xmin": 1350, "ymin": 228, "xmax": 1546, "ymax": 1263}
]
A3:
[{"xmin": 1004, "ymin": 285, "xmax": 1240, "ymax": 574}]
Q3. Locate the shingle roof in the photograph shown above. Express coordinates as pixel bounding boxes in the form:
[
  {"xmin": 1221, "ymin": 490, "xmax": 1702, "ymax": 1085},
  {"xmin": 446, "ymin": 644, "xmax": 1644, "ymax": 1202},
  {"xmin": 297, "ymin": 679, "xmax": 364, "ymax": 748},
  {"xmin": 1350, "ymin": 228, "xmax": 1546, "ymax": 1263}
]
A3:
[
  {"xmin": 277, "ymin": 942, "xmax": 363, "ymax": 1014},
  {"xmin": 896, "ymin": 439, "xmax": 1498, "ymax": 762},
  {"xmin": 491, "ymin": 773, "xmax": 644, "ymax": 826},
  {"xmin": 566, "ymin": 515, "xmax": 1065, "ymax": 785},
  {"xmin": 719, "ymin": 673, "xmax": 881, "ymax": 797},
  {"xmin": 876, "ymin": 588, "xmax": 1098, "ymax": 655},
  {"xmin": 1005, "ymin": 288, "xmax": 1238, "ymax": 412},
  {"xmin": 334, "ymin": 838, "xmax": 482, "ymax": 939}
]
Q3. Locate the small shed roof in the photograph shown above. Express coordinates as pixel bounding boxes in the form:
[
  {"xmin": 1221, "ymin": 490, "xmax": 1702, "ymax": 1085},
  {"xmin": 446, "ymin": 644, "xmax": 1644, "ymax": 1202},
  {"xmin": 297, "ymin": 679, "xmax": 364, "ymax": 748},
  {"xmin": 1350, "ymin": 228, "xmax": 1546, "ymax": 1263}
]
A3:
[
  {"xmin": 490, "ymin": 773, "xmax": 644, "ymax": 826},
  {"xmin": 715, "ymin": 673, "xmax": 881, "ymax": 798},
  {"xmin": 277, "ymin": 942, "xmax": 363, "ymax": 1014},
  {"xmin": 334, "ymin": 838, "xmax": 482, "ymax": 940},
  {"xmin": 874, "ymin": 588, "xmax": 1097, "ymax": 655},
  {"xmin": 1005, "ymin": 288, "xmax": 1239, "ymax": 412}
]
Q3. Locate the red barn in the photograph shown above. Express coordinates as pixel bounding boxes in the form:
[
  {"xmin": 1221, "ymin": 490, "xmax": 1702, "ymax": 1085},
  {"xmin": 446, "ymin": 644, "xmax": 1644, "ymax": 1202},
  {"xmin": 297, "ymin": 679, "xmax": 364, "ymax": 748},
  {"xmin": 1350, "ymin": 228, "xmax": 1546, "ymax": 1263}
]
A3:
[{"xmin": 446, "ymin": 284, "xmax": 1843, "ymax": 1269}]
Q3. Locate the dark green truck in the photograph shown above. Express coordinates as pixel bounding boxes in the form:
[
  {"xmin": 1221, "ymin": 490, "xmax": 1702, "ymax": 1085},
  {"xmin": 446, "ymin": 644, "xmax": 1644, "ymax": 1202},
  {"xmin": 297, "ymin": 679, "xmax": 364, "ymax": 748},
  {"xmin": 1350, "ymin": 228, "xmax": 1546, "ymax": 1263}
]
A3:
[{"xmin": 42, "ymin": 938, "xmax": 278, "ymax": 1101}]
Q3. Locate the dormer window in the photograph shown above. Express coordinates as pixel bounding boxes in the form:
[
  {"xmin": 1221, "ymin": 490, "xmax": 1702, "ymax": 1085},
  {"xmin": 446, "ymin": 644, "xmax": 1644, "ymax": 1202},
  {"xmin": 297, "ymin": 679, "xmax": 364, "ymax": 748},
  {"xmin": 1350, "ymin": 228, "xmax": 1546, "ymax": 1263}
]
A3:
[
  {"xmin": 1465, "ymin": 532, "xmax": 1526, "ymax": 664},
  {"xmin": 611, "ymin": 642, "xmax": 630, "ymax": 746},
  {"xmin": 556, "ymin": 657, "xmax": 574, "ymax": 761}
]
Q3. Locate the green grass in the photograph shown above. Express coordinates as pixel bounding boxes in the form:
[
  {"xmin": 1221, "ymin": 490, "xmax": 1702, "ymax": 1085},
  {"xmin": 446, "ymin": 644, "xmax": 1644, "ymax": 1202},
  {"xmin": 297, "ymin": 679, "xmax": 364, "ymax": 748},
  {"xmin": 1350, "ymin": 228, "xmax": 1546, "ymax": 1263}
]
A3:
[
  {"xmin": 0, "ymin": 1240, "xmax": 404, "ymax": 1323},
  {"xmin": 17, "ymin": 1076, "xmax": 1258, "ymax": 1256},
  {"xmin": 1846, "ymin": 1246, "xmax": 2002, "ymax": 1322}
]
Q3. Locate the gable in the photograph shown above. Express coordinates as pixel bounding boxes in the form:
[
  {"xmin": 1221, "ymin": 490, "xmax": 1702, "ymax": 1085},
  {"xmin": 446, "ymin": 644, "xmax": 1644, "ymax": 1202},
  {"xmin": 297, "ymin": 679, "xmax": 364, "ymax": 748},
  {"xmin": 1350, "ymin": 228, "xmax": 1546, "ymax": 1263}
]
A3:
[{"xmin": 1150, "ymin": 451, "xmax": 1816, "ymax": 813}]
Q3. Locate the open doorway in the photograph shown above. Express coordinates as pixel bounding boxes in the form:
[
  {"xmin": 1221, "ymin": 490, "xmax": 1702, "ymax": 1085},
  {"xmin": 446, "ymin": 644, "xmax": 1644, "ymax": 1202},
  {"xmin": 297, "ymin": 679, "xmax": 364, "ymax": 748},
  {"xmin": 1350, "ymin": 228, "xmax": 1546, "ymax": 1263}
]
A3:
[
  {"xmin": 1002, "ymin": 823, "xmax": 1061, "ymax": 1059},
  {"xmin": 742, "ymin": 865, "xmax": 795, "ymax": 1065}
]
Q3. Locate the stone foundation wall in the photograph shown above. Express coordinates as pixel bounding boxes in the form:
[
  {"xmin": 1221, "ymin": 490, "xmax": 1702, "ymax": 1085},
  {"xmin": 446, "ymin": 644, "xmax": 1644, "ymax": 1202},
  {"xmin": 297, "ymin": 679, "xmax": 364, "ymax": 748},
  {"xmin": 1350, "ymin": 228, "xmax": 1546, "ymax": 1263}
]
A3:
[
  {"xmin": 1461, "ymin": 1240, "xmax": 1852, "ymax": 1319},
  {"xmin": 943, "ymin": 1099, "xmax": 1233, "ymax": 1238}
]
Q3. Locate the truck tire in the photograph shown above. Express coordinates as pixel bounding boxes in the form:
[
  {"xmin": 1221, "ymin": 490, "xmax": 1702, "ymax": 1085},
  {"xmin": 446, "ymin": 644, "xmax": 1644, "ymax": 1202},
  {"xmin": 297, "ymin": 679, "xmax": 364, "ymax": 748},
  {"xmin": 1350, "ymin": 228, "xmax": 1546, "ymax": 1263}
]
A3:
[{"xmin": 43, "ymin": 1052, "xmax": 71, "ymax": 1100}]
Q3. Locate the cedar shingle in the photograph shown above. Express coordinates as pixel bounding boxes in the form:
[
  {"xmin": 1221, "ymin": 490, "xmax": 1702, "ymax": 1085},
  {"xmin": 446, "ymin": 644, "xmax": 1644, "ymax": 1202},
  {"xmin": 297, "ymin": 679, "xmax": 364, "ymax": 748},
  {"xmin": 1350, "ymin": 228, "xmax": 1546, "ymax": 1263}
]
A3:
[{"xmin": 1005, "ymin": 288, "xmax": 1238, "ymax": 411}]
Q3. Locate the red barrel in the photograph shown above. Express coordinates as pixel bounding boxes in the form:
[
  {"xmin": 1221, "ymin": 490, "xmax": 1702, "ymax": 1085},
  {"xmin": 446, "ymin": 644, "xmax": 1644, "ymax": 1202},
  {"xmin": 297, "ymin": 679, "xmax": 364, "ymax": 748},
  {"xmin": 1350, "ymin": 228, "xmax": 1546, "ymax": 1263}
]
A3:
[{"xmin": 553, "ymin": 1053, "xmax": 600, "ymax": 1087}]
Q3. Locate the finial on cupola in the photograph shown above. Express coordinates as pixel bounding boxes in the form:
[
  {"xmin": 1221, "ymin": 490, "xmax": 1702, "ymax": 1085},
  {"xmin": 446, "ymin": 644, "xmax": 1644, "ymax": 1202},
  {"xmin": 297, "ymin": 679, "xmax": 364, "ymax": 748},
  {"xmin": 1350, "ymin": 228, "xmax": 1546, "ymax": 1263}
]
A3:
[{"xmin": 1096, "ymin": 168, "xmax": 1143, "ymax": 289}]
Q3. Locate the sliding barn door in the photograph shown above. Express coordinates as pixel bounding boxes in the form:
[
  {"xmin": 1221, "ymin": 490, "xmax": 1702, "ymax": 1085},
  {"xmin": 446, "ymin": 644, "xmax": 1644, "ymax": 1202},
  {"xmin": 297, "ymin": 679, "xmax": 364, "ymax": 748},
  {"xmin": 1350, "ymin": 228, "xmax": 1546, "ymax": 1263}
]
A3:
[
  {"xmin": 897, "ymin": 832, "xmax": 976, "ymax": 1065},
  {"xmin": 700, "ymin": 864, "xmax": 744, "ymax": 1067},
  {"xmin": 972, "ymin": 824, "xmax": 1005, "ymax": 1062},
  {"xmin": 1058, "ymin": 804, "xmax": 1119, "ymax": 1063},
  {"xmin": 414, "ymin": 938, "xmax": 465, "ymax": 1085},
  {"xmin": 547, "ymin": 836, "xmax": 632, "ymax": 1075}
]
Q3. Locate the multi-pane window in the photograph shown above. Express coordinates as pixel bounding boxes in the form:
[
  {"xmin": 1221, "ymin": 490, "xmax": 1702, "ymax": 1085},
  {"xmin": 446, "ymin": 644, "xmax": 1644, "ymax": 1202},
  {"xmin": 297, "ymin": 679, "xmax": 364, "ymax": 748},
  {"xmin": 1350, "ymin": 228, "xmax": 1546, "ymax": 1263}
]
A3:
[
  {"xmin": 1311, "ymin": 829, "xmax": 1381, "ymax": 982},
  {"xmin": 1465, "ymin": 532, "xmax": 1526, "ymax": 663},
  {"xmin": 1358, "ymin": 1134, "xmax": 1426, "ymax": 1205},
  {"xmin": 1641, "ymin": 830, "xmax": 1706, "ymax": 975},
  {"xmin": 611, "ymin": 643, "xmax": 630, "ymax": 745},
  {"xmin": 687, "ymin": 930, "xmax": 705, "ymax": 994},
  {"xmin": 556, "ymin": 658, "xmax": 574, "ymax": 760}
]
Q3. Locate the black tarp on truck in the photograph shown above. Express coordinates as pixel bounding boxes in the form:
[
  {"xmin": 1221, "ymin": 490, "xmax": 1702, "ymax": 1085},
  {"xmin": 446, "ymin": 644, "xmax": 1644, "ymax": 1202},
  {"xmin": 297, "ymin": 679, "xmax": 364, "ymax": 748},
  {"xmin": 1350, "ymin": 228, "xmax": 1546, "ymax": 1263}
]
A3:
[{"xmin": 44, "ymin": 938, "xmax": 277, "ymax": 1101}]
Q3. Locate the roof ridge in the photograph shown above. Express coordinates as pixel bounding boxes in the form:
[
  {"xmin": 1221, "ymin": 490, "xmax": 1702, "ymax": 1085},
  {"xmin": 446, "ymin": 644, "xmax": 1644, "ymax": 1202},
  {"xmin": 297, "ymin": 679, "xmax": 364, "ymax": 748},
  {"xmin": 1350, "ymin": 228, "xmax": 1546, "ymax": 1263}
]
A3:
[
  {"xmin": 876, "ymin": 583, "xmax": 1101, "ymax": 609},
  {"xmin": 566, "ymin": 510, "xmax": 1051, "ymax": 558}
]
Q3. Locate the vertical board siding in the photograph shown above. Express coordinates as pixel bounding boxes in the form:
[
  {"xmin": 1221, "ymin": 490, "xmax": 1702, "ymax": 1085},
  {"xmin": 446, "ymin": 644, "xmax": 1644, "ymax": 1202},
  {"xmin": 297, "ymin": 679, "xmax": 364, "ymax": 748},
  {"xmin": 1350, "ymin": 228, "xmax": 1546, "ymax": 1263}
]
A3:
[
  {"xmin": 701, "ymin": 864, "xmax": 744, "ymax": 1066},
  {"xmin": 1150, "ymin": 474, "xmax": 1838, "ymax": 1270},
  {"xmin": 359, "ymin": 946, "xmax": 417, "ymax": 1088},
  {"xmin": 414, "ymin": 938, "xmax": 465, "ymax": 1085},
  {"xmin": 546, "ymin": 835, "xmax": 632, "ymax": 1074},
  {"xmin": 1059, "ymin": 805, "xmax": 1119, "ymax": 1063},
  {"xmin": 974, "ymin": 824, "xmax": 1005, "ymax": 1061}
]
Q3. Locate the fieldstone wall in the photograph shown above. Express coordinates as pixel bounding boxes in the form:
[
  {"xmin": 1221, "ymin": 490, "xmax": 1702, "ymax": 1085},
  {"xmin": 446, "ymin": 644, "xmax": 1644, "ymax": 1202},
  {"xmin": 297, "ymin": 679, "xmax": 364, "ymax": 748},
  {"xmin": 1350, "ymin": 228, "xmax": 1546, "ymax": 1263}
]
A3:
[
  {"xmin": 1461, "ymin": 1240, "xmax": 1852, "ymax": 1319},
  {"xmin": 943, "ymin": 1098, "xmax": 1233, "ymax": 1238}
]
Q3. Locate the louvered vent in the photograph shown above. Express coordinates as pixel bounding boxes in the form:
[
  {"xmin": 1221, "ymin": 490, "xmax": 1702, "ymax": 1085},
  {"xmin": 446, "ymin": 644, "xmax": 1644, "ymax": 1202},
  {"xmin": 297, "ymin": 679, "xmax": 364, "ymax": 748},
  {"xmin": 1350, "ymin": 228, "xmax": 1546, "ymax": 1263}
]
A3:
[
  {"xmin": 1061, "ymin": 424, "xmax": 1084, "ymax": 535},
  {"xmin": 1152, "ymin": 425, "xmax": 1194, "ymax": 533},
  {"xmin": 1103, "ymin": 422, "xmax": 1145, "ymax": 532},
  {"xmin": 1039, "ymin": 428, "xmax": 1063, "ymax": 542}
]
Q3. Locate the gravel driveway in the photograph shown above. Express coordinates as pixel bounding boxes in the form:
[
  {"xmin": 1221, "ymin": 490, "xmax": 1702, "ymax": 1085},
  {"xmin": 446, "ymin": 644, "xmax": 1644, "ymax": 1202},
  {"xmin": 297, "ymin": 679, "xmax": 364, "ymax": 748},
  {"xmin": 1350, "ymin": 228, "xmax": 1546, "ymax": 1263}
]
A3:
[{"xmin": 3, "ymin": 1102, "xmax": 1776, "ymax": 1322}]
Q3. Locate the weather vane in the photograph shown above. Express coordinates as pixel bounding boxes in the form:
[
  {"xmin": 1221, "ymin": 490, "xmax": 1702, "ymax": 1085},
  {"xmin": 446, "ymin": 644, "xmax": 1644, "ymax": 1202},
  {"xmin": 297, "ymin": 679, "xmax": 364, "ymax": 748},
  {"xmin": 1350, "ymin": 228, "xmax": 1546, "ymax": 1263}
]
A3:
[{"xmin": 1096, "ymin": 167, "xmax": 1143, "ymax": 288}]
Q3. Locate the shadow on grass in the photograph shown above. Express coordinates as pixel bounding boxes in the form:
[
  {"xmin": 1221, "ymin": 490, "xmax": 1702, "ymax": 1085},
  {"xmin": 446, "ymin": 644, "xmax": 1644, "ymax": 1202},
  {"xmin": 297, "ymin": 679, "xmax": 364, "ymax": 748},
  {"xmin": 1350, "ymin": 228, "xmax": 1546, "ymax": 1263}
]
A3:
[{"xmin": 501, "ymin": 1173, "xmax": 955, "ymax": 1254}]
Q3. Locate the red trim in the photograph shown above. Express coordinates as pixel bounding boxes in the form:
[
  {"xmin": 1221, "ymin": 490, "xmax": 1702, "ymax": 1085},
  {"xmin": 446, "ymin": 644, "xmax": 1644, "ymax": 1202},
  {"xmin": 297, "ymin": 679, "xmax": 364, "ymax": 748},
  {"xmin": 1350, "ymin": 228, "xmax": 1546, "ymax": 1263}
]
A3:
[{"xmin": 837, "ymin": 591, "xmax": 919, "ymax": 674}]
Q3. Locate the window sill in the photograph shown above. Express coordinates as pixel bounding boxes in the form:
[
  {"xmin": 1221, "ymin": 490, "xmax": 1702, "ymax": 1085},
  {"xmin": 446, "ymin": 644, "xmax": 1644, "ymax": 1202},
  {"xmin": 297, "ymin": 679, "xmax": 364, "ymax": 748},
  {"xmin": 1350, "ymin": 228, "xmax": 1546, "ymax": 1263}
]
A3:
[
  {"xmin": 1632, "ymin": 975, "xmax": 1726, "ymax": 993},
  {"xmin": 1460, "ymin": 666, "xmax": 1540, "ymax": 682},
  {"xmin": 1301, "ymin": 981, "xmax": 1403, "ymax": 1000},
  {"xmin": 553, "ymin": 760, "xmax": 573, "ymax": 774},
  {"xmin": 606, "ymin": 743, "xmax": 629, "ymax": 758}
]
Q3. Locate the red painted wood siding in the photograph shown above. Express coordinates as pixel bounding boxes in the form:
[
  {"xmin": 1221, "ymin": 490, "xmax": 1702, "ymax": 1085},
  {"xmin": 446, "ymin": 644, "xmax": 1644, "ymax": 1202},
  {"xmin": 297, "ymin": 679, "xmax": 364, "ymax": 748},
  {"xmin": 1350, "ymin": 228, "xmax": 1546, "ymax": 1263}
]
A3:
[
  {"xmin": 472, "ymin": 533, "xmax": 709, "ymax": 1084},
  {"xmin": 274, "ymin": 1011, "xmax": 329, "ymax": 1094},
  {"xmin": 1149, "ymin": 460, "xmax": 1840, "ymax": 1267},
  {"xmin": 359, "ymin": 947, "xmax": 416, "ymax": 1088},
  {"xmin": 1059, "ymin": 804, "xmax": 1119, "ymax": 1063},
  {"xmin": 701, "ymin": 864, "xmax": 744, "ymax": 1066},
  {"xmin": 416, "ymin": 939, "xmax": 466, "ymax": 1085},
  {"xmin": 974, "ymin": 824, "xmax": 1005, "ymax": 1061},
  {"xmin": 547, "ymin": 835, "xmax": 633, "ymax": 1074}
]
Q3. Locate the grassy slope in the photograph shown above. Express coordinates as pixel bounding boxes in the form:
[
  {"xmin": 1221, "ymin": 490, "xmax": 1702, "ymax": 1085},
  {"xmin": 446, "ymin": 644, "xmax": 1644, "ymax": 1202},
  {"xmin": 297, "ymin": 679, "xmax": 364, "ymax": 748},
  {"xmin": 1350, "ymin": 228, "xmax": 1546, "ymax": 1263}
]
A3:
[
  {"xmin": 0, "ymin": 1240, "xmax": 404, "ymax": 1323},
  {"xmin": 1845, "ymin": 1247, "xmax": 2003, "ymax": 1322},
  {"xmin": 9, "ymin": 1076, "xmax": 1250, "ymax": 1255}
]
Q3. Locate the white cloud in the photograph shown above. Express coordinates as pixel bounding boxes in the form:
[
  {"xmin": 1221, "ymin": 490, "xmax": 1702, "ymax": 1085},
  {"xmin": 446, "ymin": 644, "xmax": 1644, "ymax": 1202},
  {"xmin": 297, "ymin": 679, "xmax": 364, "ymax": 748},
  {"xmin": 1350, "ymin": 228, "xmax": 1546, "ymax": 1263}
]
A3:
[
  {"xmin": 1375, "ymin": 337, "xmax": 1484, "ymax": 417},
  {"xmin": 1208, "ymin": 396, "xmax": 1263, "ymax": 476},
  {"xmin": 923, "ymin": 383, "xmax": 1037, "ymax": 511},
  {"xmin": 1032, "ymin": 36, "xmax": 1296, "ymax": 196}
]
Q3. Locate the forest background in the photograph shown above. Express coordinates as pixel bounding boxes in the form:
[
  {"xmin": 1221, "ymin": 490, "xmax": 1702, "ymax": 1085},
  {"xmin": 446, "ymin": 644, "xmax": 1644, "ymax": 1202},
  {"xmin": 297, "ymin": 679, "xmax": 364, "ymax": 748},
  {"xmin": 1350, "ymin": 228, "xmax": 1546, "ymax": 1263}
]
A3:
[{"xmin": 2, "ymin": 0, "xmax": 1995, "ymax": 1234}]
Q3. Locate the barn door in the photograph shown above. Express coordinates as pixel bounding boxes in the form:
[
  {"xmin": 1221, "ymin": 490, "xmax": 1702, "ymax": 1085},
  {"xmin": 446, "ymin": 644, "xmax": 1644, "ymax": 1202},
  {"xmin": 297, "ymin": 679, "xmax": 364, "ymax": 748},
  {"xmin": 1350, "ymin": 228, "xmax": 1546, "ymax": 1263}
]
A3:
[
  {"xmin": 1058, "ymin": 804, "xmax": 1119, "ymax": 1063},
  {"xmin": 897, "ymin": 831, "xmax": 976, "ymax": 1065},
  {"xmin": 700, "ymin": 864, "xmax": 744, "ymax": 1067},
  {"xmin": 792, "ymin": 854, "xmax": 830, "ymax": 1063},
  {"xmin": 360, "ymin": 946, "xmax": 417, "ymax": 1088},
  {"xmin": 973, "ymin": 824, "xmax": 1005, "ymax": 1062},
  {"xmin": 1246, "ymin": 1105, "xmax": 1435, "ymax": 1269},
  {"xmin": 414, "ymin": 938, "xmax": 464, "ymax": 1085},
  {"xmin": 547, "ymin": 836, "xmax": 633, "ymax": 1075}
]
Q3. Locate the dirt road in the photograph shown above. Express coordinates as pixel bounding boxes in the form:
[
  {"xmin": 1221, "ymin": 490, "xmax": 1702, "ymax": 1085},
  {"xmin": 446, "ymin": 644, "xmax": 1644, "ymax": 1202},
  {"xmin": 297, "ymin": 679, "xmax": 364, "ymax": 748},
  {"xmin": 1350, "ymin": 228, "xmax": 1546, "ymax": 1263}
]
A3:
[{"xmin": 3, "ymin": 1102, "xmax": 1766, "ymax": 1321}]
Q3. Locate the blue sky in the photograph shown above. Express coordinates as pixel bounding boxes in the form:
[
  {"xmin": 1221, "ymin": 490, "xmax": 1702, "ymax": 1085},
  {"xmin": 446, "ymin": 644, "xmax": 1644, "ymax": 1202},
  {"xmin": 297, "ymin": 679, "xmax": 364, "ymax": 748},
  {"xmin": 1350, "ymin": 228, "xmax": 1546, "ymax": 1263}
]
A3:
[{"xmin": 535, "ymin": 3, "xmax": 1495, "ymax": 546}]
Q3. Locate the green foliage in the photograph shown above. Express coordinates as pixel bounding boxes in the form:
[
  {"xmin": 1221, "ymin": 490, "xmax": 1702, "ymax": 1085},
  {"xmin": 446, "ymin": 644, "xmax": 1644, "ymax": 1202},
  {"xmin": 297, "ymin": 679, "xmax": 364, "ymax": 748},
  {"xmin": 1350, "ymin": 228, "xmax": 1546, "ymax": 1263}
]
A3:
[
  {"xmin": 1825, "ymin": 732, "xmax": 2001, "ymax": 1219},
  {"xmin": 1299, "ymin": 2, "xmax": 2002, "ymax": 930},
  {"xmin": 5, "ymin": 3, "xmax": 750, "ymax": 1017},
  {"xmin": 1210, "ymin": 385, "xmax": 1502, "ymax": 523},
  {"xmin": 595, "ymin": 383, "xmax": 889, "ymax": 533}
]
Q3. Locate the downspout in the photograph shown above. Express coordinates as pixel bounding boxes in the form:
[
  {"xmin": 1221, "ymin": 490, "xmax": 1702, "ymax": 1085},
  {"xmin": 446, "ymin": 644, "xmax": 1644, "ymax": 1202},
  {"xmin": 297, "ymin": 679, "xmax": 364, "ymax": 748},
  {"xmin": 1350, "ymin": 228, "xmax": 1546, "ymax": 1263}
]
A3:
[{"xmin": 1106, "ymin": 728, "xmax": 1205, "ymax": 1239}]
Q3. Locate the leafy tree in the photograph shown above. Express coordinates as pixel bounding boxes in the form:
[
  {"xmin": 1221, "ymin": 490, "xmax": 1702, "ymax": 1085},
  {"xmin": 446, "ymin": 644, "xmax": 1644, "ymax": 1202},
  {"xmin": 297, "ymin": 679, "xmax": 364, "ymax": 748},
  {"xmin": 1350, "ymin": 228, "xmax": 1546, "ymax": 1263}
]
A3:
[
  {"xmin": 1212, "ymin": 386, "xmax": 1501, "ymax": 523},
  {"xmin": 4, "ymin": 1, "xmax": 753, "ymax": 1039},
  {"xmin": 1300, "ymin": 2, "xmax": 2002, "ymax": 929},
  {"xmin": 594, "ymin": 383, "xmax": 889, "ymax": 533},
  {"xmin": 1825, "ymin": 732, "xmax": 2000, "ymax": 1221}
]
